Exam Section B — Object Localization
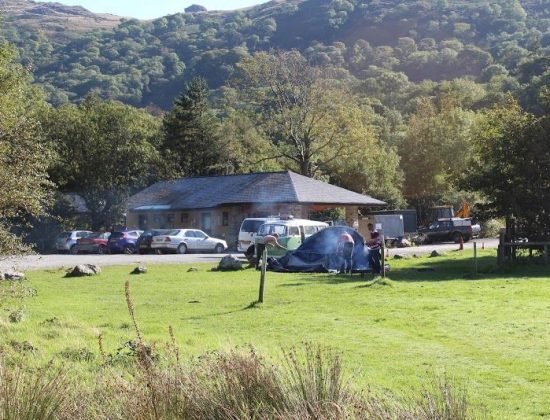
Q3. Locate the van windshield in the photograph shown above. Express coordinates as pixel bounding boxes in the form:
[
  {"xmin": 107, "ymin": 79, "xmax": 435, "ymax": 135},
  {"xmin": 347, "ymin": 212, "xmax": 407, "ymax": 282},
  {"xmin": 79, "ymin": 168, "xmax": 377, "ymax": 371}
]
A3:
[
  {"xmin": 258, "ymin": 224, "xmax": 287, "ymax": 236},
  {"xmin": 241, "ymin": 220, "xmax": 266, "ymax": 233}
]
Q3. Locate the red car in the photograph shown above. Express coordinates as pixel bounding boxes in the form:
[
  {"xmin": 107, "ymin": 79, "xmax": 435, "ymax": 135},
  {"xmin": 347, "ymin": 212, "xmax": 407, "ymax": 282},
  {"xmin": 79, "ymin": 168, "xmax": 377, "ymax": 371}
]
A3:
[{"xmin": 74, "ymin": 232, "xmax": 111, "ymax": 254}]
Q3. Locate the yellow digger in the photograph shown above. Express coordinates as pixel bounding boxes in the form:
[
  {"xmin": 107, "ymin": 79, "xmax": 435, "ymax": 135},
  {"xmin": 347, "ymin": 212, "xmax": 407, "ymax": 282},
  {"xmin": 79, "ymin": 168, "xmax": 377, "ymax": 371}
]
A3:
[{"xmin": 454, "ymin": 202, "xmax": 471, "ymax": 218}]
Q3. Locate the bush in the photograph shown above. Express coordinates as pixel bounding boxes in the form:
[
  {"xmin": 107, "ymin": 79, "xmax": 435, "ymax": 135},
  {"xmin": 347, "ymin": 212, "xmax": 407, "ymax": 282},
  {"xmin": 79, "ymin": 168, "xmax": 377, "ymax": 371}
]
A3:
[{"xmin": 480, "ymin": 218, "xmax": 504, "ymax": 238}]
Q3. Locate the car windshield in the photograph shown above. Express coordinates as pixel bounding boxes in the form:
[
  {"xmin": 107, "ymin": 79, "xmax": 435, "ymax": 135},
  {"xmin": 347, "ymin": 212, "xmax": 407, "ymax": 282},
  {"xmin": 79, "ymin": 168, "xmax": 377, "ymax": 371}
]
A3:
[
  {"xmin": 58, "ymin": 232, "xmax": 71, "ymax": 239},
  {"xmin": 241, "ymin": 220, "xmax": 266, "ymax": 233},
  {"xmin": 110, "ymin": 232, "xmax": 124, "ymax": 239},
  {"xmin": 87, "ymin": 233, "xmax": 102, "ymax": 239},
  {"xmin": 166, "ymin": 229, "xmax": 181, "ymax": 236}
]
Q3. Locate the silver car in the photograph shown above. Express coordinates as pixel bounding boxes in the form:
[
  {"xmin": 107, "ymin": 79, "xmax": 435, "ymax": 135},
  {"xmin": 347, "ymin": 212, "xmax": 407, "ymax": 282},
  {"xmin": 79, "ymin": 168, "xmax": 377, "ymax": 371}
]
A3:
[
  {"xmin": 151, "ymin": 229, "xmax": 227, "ymax": 254},
  {"xmin": 54, "ymin": 230, "xmax": 93, "ymax": 254}
]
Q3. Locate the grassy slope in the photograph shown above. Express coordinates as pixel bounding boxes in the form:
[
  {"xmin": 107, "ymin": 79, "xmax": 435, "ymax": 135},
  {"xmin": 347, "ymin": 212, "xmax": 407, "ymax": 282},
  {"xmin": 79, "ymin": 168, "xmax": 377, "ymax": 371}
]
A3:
[{"xmin": 2, "ymin": 250, "xmax": 549, "ymax": 418}]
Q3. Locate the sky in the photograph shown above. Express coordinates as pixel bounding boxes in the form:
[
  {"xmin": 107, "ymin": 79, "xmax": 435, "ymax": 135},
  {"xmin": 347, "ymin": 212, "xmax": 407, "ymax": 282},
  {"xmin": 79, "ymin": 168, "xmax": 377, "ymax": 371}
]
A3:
[{"xmin": 41, "ymin": 0, "xmax": 265, "ymax": 19}]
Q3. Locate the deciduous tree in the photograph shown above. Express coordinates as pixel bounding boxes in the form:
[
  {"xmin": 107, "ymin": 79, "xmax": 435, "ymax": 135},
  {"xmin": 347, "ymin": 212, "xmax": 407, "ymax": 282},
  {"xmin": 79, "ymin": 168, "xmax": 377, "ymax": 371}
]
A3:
[
  {"xmin": 45, "ymin": 96, "xmax": 163, "ymax": 230},
  {"xmin": 466, "ymin": 97, "xmax": 550, "ymax": 239},
  {"xmin": 0, "ymin": 45, "xmax": 53, "ymax": 254},
  {"xmin": 400, "ymin": 94, "xmax": 475, "ymax": 202}
]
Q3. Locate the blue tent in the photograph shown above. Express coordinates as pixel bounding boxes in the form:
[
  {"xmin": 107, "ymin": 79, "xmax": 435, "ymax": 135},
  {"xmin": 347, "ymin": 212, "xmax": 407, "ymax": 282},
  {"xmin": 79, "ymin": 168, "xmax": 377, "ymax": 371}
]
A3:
[{"xmin": 267, "ymin": 226, "xmax": 373, "ymax": 273}]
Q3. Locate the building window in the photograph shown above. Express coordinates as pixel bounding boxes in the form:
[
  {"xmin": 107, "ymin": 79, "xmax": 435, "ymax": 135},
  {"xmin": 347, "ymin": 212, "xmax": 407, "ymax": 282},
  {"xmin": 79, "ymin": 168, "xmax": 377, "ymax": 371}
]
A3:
[
  {"xmin": 222, "ymin": 212, "xmax": 229, "ymax": 226},
  {"xmin": 181, "ymin": 213, "xmax": 189, "ymax": 225}
]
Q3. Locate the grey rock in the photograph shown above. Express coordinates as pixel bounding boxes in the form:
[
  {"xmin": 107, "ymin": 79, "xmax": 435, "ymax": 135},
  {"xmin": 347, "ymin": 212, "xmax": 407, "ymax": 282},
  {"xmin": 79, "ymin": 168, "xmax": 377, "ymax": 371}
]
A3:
[
  {"xmin": 430, "ymin": 250, "xmax": 443, "ymax": 258},
  {"xmin": 393, "ymin": 254, "xmax": 408, "ymax": 260},
  {"xmin": 217, "ymin": 255, "xmax": 243, "ymax": 271},
  {"xmin": 66, "ymin": 264, "xmax": 101, "ymax": 277},
  {"xmin": 187, "ymin": 267, "xmax": 198, "ymax": 272},
  {"xmin": 131, "ymin": 266, "xmax": 147, "ymax": 275},
  {"xmin": 1, "ymin": 271, "xmax": 26, "ymax": 281}
]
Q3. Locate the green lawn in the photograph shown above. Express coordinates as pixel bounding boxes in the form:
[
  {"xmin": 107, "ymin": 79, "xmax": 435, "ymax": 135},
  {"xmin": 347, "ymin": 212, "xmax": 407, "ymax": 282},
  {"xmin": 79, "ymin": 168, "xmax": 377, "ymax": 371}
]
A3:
[{"xmin": 2, "ymin": 250, "xmax": 550, "ymax": 418}]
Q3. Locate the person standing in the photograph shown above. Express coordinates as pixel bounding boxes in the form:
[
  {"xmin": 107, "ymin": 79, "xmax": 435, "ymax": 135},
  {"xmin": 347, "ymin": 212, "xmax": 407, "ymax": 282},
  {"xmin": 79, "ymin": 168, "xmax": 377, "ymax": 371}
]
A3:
[
  {"xmin": 255, "ymin": 233, "xmax": 286, "ymax": 269},
  {"xmin": 365, "ymin": 222, "xmax": 376, "ymax": 241},
  {"xmin": 337, "ymin": 231, "xmax": 355, "ymax": 274},
  {"xmin": 367, "ymin": 231, "xmax": 382, "ymax": 275}
]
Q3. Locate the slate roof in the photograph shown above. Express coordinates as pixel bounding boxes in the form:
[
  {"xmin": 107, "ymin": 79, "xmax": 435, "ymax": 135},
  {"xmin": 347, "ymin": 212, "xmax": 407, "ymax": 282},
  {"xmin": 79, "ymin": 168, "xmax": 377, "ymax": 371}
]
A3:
[{"xmin": 128, "ymin": 171, "xmax": 385, "ymax": 211}]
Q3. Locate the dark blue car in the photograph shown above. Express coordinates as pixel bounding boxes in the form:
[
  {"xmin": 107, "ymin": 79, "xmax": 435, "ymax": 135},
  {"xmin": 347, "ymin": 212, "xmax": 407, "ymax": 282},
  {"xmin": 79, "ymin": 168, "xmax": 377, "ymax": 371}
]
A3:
[{"xmin": 107, "ymin": 229, "xmax": 143, "ymax": 254}]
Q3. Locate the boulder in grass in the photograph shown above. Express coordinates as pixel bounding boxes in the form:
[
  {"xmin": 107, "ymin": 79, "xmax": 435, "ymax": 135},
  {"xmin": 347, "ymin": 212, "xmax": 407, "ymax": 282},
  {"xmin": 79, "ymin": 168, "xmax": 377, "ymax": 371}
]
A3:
[
  {"xmin": 131, "ymin": 266, "xmax": 147, "ymax": 275},
  {"xmin": 217, "ymin": 255, "xmax": 243, "ymax": 271},
  {"xmin": 1, "ymin": 271, "xmax": 26, "ymax": 281},
  {"xmin": 430, "ymin": 250, "xmax": 443, "ymax": 258},
  {"xmin": 66, "ymin": 264, "xmax": 101, "ymax": 277}
]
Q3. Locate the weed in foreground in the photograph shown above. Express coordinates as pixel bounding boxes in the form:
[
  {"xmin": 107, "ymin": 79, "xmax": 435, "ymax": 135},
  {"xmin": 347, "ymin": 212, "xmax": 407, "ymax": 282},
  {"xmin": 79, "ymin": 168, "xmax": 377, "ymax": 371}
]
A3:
[{"xmin": 0, "ymin": 363, "xmax": 71, "ymax": 420}]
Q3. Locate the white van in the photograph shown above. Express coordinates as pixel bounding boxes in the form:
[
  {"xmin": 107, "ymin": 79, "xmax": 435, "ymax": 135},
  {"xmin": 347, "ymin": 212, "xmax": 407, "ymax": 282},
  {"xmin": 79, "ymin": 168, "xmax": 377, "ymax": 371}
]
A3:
[
  {"xmin": 237, "ymin": 217, "xmax": 278, "ymax": 252},
  {"xmin": 253, "ymin": 218, "xmax": 329, "ymax": 257}
]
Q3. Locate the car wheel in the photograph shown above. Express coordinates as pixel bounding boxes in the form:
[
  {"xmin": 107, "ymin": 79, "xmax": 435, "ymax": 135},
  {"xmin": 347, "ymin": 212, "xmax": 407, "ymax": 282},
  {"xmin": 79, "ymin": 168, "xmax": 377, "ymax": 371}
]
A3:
[
  {"xmin": 155, "ymin": 249, "xmax": 163, "ymax": 255},
  {"xmin": 124, "ymin": 244, "xmax": 136, "ymax": 254},
  {"xmin": 70, "ymin": 245, "xmax": 78, "ymax": 255},
  {"xmin": 214, "ymin": 243, "xmax": 225, "ymax": 254},
  {"xmin": 415, "ymin": 234, "xmax": 427, "ymax": 245},
  {"xmin": 98, "ymin": 245, "xmax": 107, "ymax": 254},
  {"xmin": 138, "ymin": 249, "xmax": 146, "ymax": 255},
  {"xmin": 177, "ymin": 243, "xmax": 187, "ymax": 254},
  {"xmin": 452, "ymin": 232, "xmax": 463, "ymax": 243}
]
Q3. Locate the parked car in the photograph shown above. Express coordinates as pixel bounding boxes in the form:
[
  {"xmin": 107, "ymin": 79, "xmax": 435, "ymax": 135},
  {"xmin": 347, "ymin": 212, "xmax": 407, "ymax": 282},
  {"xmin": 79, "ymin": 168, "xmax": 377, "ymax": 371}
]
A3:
[
  {"xmin": 54, "ymin": 230, "xmax": 93, "ymax": 254},
  {"xmin": 107, "ymin": 230, "xmax": 143, "ymax": 254},
  {"xmin": 74, "ymin": 232, "xmax": 110, "ymax": 254},
  {"xmin": 136, "ymin": 229, "xmax": 171, "ymax": 254},
  {"xmin": 417, "ymin": 218, "xmax": 473, "ymax": 244},
  {"xmin": 151, "ymin": 229, "xmax": 227, "ymax": 254}
]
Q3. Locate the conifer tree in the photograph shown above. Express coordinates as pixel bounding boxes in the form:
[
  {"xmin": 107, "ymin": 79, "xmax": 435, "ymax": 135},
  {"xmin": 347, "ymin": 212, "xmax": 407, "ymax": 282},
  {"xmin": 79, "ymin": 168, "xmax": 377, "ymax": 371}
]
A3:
[{"xmin": 161, "ymin": 77, "xmax": 224, "ymax": 176}]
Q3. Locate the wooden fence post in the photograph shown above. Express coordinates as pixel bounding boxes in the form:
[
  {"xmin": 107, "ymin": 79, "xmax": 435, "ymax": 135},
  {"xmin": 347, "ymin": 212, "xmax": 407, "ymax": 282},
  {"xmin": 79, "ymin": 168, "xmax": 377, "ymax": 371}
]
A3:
[
  {"xmin": 497, "ymin": 229, "xmax": 505, "ymax": 266},
  {"xmin": 258, "ymin": 248, "xmax": 267, "ymax": 303},
  {"xmin": 473, "ymin": 242, "xmax": 478, "ymax": 275}
]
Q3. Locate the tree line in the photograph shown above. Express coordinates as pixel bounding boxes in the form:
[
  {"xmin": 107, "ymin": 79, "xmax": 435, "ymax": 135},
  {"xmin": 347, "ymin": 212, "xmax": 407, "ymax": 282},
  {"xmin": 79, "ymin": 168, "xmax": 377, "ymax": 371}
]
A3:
[{"xmin": 0, "ymin": 43, "xmax": 548, "ymax": 254}]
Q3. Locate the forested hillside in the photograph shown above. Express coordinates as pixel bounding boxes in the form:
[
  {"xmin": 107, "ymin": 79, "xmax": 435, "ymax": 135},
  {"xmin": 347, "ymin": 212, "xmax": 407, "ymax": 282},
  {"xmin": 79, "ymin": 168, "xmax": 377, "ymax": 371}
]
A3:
[{"xmin": 1, "ymin": 0, "xmax": 548, "ymax": 109}]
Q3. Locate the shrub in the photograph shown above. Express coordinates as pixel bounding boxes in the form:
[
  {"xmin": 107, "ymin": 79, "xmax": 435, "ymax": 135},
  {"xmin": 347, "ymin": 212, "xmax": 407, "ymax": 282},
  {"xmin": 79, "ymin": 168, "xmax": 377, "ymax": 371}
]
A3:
[
  {"xmin": 410, "ymin": 374, "xmax": 477, "ymax": 420},
  {"xmin": 480, "ymin": 218, "xmax": 504, "ymax": 238}
]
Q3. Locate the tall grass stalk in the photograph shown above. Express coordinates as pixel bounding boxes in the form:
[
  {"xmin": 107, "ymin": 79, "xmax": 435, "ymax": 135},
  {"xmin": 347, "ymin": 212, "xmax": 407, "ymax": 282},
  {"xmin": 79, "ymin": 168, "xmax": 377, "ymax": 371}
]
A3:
[{"xmin": 0, "ymin": 362, "xmax": 68, "ymax": 420}]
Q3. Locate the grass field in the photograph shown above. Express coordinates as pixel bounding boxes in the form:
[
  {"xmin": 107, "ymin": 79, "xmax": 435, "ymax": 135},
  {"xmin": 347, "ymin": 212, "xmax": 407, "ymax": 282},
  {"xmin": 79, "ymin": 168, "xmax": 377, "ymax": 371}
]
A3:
[{"xmin": 1, "ymin": 249, "xmax": 549, "ymax": 418}]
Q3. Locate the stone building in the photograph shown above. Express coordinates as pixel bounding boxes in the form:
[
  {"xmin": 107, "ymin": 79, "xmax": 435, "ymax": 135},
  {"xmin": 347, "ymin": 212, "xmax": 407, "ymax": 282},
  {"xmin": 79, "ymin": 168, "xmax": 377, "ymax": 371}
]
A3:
[{"xmin": 126, "ymin": 171, "xmax": 385, "ymax": 247}]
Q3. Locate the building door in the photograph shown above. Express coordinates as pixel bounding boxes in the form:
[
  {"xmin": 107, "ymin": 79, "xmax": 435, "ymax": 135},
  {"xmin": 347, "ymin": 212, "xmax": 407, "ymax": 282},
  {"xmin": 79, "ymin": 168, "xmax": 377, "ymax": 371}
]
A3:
[
  {"xmin": 201, "ymin": 212, "xmax": 212, "ymax": 234},
  {"xmin": 138, "ymin": 215, "xmax": 148, "ymax": 230}
]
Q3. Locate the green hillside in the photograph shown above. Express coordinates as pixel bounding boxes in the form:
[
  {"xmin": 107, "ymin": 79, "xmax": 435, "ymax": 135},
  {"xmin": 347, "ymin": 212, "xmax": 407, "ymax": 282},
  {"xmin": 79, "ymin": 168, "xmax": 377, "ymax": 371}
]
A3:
[{"xmin": 1, "ymin": 0, "xmax": 548, "ymax": 109}]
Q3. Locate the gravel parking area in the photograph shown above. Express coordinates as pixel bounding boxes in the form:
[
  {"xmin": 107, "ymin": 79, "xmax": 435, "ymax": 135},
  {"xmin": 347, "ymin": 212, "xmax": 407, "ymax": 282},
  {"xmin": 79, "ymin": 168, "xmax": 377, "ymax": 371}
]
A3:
[{"xmin": 0, "ymin": 239, "xmax": 498, "ymax": 271}]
